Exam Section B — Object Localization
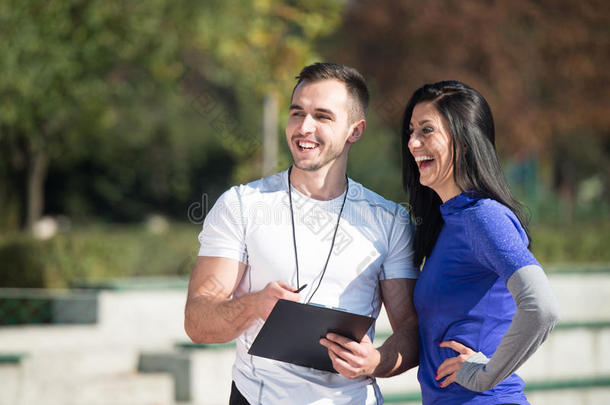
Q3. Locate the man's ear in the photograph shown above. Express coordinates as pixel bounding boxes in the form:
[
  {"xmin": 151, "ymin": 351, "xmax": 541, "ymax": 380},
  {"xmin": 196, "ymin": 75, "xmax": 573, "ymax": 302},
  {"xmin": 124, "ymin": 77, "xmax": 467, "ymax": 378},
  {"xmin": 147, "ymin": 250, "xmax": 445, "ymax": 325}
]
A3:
[{"xmin": 348, "ymin": 120, "xmax": 366, "ymax": 143}]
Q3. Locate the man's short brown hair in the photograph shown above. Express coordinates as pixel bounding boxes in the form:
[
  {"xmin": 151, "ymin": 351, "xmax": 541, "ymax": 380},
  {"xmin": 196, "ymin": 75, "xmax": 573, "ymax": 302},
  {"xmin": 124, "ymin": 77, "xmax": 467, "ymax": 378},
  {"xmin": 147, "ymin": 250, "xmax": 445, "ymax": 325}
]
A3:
[{"xmin": 293, "ymin": 62, "xmax": 369, "ymax": 123}]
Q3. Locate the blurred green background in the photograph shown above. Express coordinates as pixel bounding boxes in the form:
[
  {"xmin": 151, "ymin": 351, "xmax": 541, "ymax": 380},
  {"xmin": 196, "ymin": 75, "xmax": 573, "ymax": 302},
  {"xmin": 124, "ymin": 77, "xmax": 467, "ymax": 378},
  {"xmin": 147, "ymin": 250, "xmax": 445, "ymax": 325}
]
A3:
[{"xmin": 1, "ymin": 0, "xmax": 608, "ymax": 288}]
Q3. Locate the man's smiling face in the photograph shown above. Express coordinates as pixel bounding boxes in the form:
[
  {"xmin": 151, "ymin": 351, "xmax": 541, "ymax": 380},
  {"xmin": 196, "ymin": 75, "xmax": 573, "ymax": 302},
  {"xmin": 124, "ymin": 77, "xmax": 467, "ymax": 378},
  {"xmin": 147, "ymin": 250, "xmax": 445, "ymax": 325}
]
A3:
[{"xmin": 286, "ymin": 79, "xmax": 355, "ymax": 172}]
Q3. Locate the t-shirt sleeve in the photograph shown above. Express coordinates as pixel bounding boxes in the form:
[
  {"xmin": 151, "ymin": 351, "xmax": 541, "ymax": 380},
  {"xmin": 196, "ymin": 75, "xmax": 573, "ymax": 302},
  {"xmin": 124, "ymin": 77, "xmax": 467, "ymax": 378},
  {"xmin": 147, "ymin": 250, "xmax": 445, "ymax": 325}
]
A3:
[
  {"xmin": 197, "ymin": 186, "xmax": 248, "ymax": 264},
  {"xmin": 468, "ymin": 202, "xmax": 538, "ymax": 283},
  {"xmin": 380, "ymin": 204, "xmax": 419, "ymax": 280}
]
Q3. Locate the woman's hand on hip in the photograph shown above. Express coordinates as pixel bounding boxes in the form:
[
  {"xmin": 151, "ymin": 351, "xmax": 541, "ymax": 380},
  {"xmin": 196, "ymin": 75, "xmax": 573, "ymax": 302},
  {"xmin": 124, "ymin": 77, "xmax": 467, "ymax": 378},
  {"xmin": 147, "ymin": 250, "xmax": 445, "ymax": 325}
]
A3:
[{"xmin": 436, "ymin": 340, "xmax": 475, "ymax": 388}]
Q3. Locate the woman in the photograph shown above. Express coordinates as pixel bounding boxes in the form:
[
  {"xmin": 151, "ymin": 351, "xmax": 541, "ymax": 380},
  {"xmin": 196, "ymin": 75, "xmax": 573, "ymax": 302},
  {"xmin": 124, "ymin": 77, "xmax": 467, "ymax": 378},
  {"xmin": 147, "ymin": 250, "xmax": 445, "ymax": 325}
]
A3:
[{"xmin": 401, "ymin": 80, "xmax": 560, "ymax": 404}]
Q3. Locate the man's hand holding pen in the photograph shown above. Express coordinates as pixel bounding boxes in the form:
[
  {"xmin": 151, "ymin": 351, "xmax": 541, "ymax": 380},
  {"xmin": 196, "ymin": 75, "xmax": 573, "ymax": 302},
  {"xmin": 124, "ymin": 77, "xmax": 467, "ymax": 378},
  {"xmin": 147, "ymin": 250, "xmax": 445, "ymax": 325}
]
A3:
[{"xmin": 253, "ymin": 281, "xmax": 305, "ymax": 321}]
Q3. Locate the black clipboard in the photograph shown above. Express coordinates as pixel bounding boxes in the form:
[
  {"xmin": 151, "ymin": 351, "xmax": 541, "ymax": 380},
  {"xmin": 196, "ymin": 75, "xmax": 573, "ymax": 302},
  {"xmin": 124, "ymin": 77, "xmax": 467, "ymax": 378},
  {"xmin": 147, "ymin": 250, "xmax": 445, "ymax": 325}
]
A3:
[{"xmin": 247, "ymin": 299, "xmax": 375, "ymax": 373}]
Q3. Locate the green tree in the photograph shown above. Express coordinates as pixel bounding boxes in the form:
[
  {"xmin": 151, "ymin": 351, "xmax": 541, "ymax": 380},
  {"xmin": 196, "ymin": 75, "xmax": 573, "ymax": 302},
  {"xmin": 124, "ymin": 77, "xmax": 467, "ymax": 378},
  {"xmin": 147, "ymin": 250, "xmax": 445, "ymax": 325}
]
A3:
[
  {"xmin": 0, "ymin": 0, "xmax": 345, "ymax": 230},
  {"xmin": 0, "ymin": 0, "xmax": 190, "ymax": 229}
]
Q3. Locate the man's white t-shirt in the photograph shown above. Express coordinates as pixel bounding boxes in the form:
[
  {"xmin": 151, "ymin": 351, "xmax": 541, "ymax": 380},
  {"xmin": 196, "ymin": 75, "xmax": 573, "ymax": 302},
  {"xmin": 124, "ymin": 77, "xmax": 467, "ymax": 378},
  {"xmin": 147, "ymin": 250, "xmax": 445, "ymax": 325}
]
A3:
[{"xmin": 198, "ymin": 169, "xmax": 418, "ymax": 405}]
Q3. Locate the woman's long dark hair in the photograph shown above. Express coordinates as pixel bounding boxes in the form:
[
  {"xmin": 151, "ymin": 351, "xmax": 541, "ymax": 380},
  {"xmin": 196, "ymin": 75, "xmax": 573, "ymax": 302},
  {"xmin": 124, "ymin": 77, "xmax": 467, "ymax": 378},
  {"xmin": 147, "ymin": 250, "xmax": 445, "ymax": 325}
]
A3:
[{"xmin": 401, "ymin": 80, "xmax": 530, "ymax": 268}]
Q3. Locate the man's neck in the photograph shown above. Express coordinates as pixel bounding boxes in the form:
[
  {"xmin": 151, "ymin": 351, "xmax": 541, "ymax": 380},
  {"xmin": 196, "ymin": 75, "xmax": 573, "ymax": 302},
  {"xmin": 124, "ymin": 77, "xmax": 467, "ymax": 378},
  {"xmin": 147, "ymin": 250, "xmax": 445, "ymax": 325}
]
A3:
[{"xmin": 289, "ymin": 165, "xmax": 348, "ymax": 201}]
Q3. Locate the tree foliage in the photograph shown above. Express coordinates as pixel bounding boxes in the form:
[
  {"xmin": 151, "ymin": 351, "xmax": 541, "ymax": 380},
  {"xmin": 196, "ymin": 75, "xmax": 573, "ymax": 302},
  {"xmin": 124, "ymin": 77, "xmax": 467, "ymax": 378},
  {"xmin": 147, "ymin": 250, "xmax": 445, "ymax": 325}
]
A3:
[
  {"xmin": 0, "ymin": 0, "xmax": 192, "ymax": 227},
  {"xmin": 0, "ymin": 0, "xmax": 344, "ymax": 229}
]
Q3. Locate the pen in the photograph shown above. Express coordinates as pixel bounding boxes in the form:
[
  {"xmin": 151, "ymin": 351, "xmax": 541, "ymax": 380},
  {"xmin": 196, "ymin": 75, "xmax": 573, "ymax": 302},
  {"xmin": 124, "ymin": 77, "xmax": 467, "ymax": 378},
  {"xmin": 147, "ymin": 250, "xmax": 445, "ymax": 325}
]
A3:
[{"xmin": 294, "ymin": 284, "xmax": 308, "ymax": 293}]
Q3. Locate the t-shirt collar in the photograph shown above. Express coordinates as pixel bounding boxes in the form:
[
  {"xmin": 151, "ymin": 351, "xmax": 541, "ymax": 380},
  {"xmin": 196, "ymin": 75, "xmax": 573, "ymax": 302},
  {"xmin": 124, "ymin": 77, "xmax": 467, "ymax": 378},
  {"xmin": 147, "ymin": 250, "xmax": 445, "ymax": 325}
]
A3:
[
  {"xmin": 440, "ymin": 190, "xmax": 480, "ymax": 217},
  {"xmin": 283, "ymin": 168, "xmax": 350, "ymax": 204}
]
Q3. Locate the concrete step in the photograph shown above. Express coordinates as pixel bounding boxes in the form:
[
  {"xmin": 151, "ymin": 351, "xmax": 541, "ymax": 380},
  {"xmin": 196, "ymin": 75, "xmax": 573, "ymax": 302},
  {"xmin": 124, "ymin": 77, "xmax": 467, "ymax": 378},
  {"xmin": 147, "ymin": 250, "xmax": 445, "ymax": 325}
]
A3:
[
  {"xmin": 0, "ymin": 326, "xmax": 174, "ymax": 392},
  {"xmin": 371, "ymin": 270, "xmax": 610, "ymax": 396},
  {"xmin": 374, "ymin": 272, "xmax": 610, "ymax": 336},
  {"xmin": 97, "ymin": 289, "xmax": 188, "ymax": 348},
  {"xmin": 162, "ymin": 320, "xmax": 610, "ymax": 401},
  {"xmin": 525, "ymin": 378, "xmax": 610, "ymax": 405},
  {"xmin": 520, "ymin": 322, "xmax": 610, "ymax": 380},
  {"xmin": 0, "ymin": 327, "xmax": 175, "ymax": 405},
  {"xmin": 0, "ymin": 361, "xmax": 23, "ymax": 405},
  {"xmin": 139, "ymin": 343, "xmax": 235, "ymax": 405},
  {"xmin": 0, "ymin": 290, "xmax": 189, "ymax": 351},
  {"xmin": 547, "ymin": 271, "xmax": 610, "ymax": 322},
  {"xmin": 0, "ymin": 347, "xmax": 174, "ymax": 405},
  {"xmin": 0, "ymin": 324, "xmax": 106, "ymax": 352},
  {"xmin": 376, "ymin": 320, "xmax": 610, "ymax": 395},
  {"xmin": 4, "ymin": 371, "xmax": 174, "ymax": 405},
  {"xmin": 20, "ymin": 347, "xmax": 140, "ymax": 380},
  {"xmin": 0, "ymin": 281, "xmax": 190, "ymax": 349},
  {"xmin": 141, "ymin": 338, "xmax": 610, "ymax": 405}
]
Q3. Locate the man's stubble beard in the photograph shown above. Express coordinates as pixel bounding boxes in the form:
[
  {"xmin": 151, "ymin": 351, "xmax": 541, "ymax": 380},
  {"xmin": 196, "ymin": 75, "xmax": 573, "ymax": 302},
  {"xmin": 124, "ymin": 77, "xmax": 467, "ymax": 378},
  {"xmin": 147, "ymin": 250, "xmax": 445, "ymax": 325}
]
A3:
[{"xmin": 292, "ymin": 144, "xmax": 345, "ymax": 172}]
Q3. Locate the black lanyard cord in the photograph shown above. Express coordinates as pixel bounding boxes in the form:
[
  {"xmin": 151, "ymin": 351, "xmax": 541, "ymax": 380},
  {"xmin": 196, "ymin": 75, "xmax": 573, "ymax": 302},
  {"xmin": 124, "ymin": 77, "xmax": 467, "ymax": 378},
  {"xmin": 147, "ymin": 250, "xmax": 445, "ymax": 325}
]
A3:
[{"xmin": 287, "ymin": 166, "xmax": 348, "ymax": 304}]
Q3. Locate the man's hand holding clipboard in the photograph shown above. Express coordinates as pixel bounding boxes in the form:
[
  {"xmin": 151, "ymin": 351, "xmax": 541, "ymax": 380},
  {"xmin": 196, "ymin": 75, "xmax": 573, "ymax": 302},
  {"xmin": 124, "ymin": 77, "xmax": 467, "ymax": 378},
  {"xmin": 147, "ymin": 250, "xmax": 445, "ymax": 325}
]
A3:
[
  {"xmin": 248, "ymin": 298, "xmax": 374, "ymax": 374},
  {"xmin": 319, "ymin": 331, "xmax": 381, "ymax": 379}
]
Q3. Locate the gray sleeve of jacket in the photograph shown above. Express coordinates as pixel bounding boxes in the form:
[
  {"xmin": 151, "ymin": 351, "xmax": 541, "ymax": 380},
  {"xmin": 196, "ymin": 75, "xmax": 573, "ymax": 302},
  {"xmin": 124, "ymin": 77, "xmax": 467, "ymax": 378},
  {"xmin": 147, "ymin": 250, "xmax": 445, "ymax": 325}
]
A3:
[{"xmin": 455, "ymin": 264, "xmax": 560, "ymax": 392}]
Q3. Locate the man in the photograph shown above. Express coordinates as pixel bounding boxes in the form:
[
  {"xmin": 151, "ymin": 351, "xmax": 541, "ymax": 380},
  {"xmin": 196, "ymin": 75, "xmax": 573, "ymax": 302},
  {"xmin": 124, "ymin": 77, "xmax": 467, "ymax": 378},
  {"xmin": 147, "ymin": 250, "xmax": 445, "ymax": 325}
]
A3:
[{"xmin": 185, "ymin": 62, "xmax": 418, "ymax": 404}]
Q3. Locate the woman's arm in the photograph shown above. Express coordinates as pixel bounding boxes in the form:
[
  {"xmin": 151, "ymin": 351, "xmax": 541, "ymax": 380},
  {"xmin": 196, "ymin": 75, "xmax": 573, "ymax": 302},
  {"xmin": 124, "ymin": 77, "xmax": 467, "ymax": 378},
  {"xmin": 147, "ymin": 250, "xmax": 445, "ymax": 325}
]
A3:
[{"xmin": 438, "ymin": 264, "xmax": 560, "ymax": 391}]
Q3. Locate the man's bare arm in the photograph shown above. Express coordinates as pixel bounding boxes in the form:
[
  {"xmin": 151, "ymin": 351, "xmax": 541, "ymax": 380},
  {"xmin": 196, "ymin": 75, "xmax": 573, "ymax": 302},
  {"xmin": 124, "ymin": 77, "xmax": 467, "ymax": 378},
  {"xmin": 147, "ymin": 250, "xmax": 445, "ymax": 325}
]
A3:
[
  {"xmin": 373, "ymin": 277, "xmax": 419, "ymax": 377},
  {"xmin": 184, "ymin": 256, "xmax": 301, "ymax": 344}
]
